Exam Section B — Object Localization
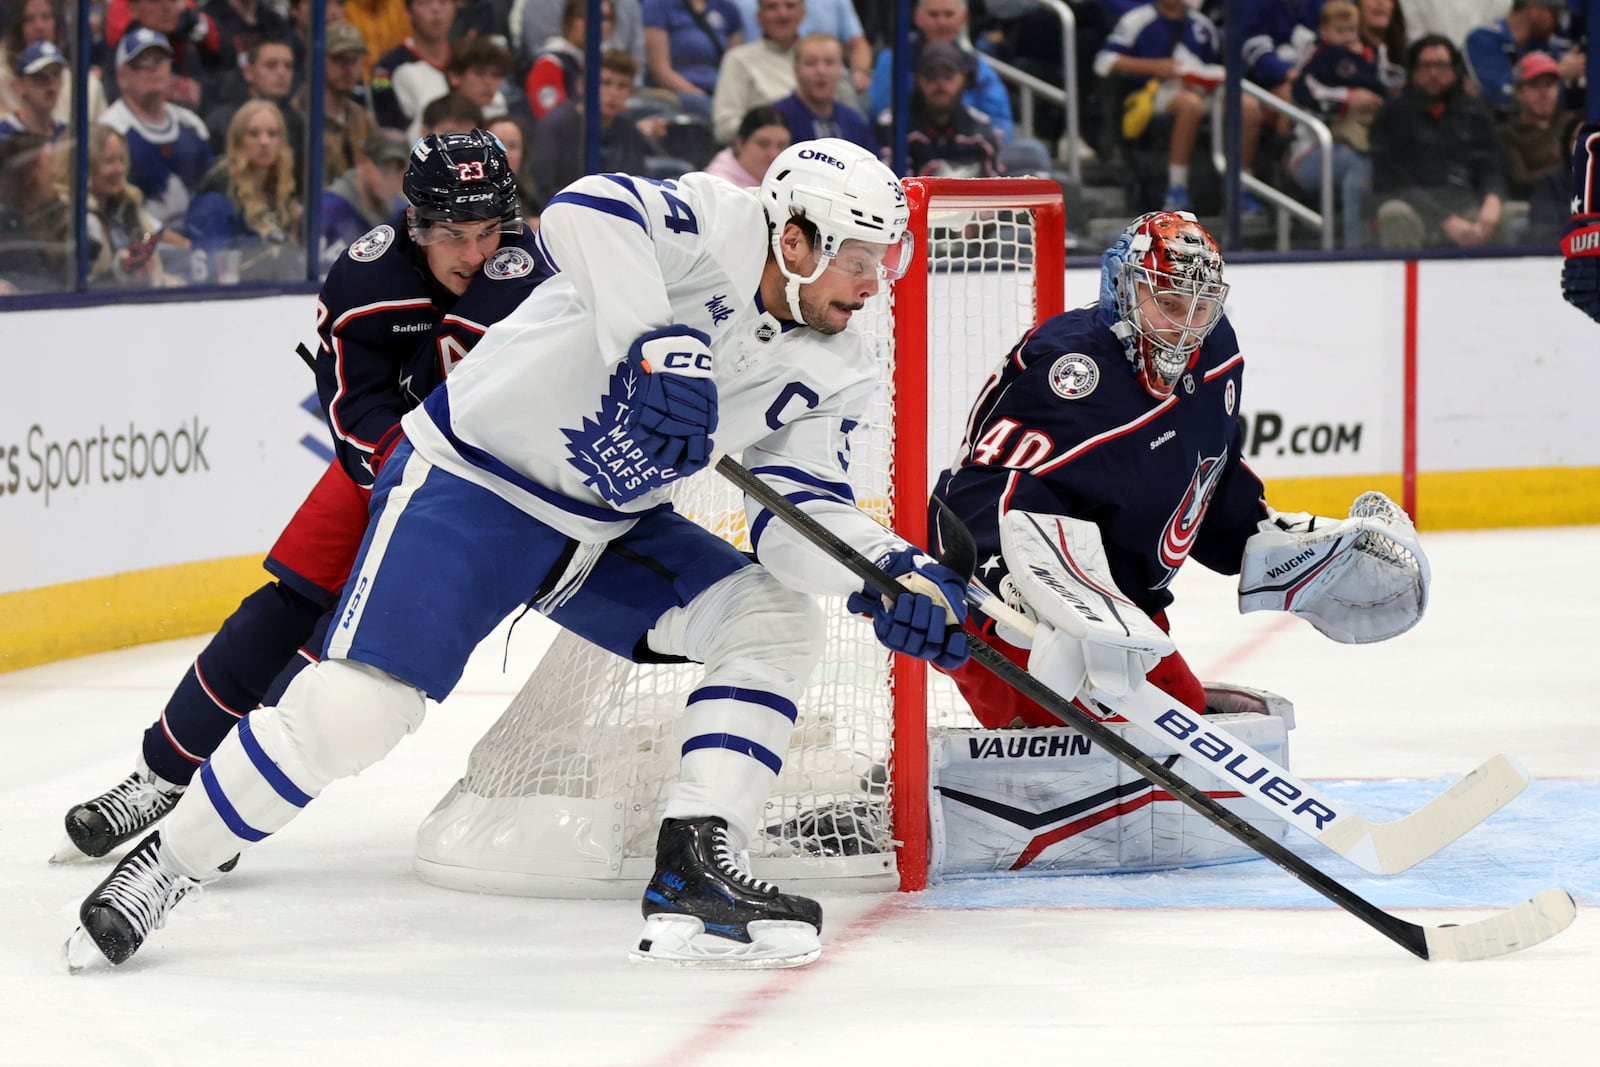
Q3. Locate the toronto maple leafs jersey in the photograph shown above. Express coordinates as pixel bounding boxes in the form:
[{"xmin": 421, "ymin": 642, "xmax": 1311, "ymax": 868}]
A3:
[
  {"xmin": 314, "ymin": 214, "xmax": 549, "ymax": 488},
  {"xmin": 930, "ymin": 305, "xmax": 1269, "ymax": 622},
  {"xmin": 401, "ymin": 171, "xmax": 904, "ymax": 596}
]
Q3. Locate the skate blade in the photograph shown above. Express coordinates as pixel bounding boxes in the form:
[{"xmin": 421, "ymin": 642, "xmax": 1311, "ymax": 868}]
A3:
[
  {"xmin": 49, "ymin": 837, "xmax": 93, "ymax": 865},
  {"xmin": 628, "ymin": 916, "xmax": 821, "ymax": 970},
  {"xmin": 63, "ymin": 927, "xmax": 108, "ymax": 975}
]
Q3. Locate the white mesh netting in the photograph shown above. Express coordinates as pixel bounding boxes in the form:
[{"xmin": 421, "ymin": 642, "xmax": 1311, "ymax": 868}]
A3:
[{"xmin": 414, "ymin": 185, "xmax": 1063, "ymax": 897}]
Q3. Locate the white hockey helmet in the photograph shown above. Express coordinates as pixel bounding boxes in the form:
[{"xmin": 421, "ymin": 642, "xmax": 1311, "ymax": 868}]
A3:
[{"xmin": 758, "ymin": 138, "xmax": 913, "ymax": 320}]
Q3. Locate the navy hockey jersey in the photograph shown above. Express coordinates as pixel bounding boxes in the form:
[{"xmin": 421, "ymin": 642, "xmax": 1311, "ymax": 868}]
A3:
[
  {"xmin": 930, "ymin": 306, "xmax": 1268, "ymax": 621},
  {"xmin": 313, "ymin": 216, "xmax": 551, "ymax": 487}
]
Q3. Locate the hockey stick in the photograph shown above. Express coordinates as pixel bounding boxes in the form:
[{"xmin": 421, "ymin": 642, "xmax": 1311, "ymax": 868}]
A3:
[
  {"xmin": 716, "ymin": 455, "xmax": 1577, "ymax": 961},
  {"xmin": 947, "ymin": 507, "xmax": 1528, "ymax": 875}
]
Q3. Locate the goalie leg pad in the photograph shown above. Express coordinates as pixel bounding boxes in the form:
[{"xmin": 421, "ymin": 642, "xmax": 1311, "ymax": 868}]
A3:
[{"xmin": 928, "ymin": 685, "xmax": 1296, "ymax": 878}]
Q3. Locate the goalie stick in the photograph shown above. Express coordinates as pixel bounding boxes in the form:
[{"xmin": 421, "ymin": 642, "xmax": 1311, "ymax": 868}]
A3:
[
  {"xmin": 972, "ymin": 509, "xmax": 1527, "ymax": 876},
  {"xmin": 716, "ymin": 455, "xmax": 1576, "ymax": 961}
]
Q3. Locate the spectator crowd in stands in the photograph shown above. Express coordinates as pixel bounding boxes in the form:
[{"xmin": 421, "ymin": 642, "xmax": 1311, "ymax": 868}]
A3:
[{"xmin": 0, "ymin": 0, "xmax": 1592, "ymax": 294}]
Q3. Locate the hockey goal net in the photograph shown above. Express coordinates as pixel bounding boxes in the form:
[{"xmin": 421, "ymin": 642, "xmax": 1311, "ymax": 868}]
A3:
[{"xmin": 415, "ymin": 178, "xmax": 1067, "ymax": 896}]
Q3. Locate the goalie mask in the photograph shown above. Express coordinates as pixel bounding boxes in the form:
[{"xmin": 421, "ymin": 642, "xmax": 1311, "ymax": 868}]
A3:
[
  {"xmin": 403, "ymin": 128, "xmax": 522, "ymax": 243},
  {"xmin": 1099, "ymin": 211, "xmax": 1229, "ymax": 399},
  {"xmin": 758, "ymin": 137, "xmax": 913, "ymax": 322}
]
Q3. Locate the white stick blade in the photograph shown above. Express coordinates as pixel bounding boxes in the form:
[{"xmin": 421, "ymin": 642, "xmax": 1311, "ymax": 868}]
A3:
[
  {"xmin": 1317, "ymin": 754, "xmax": 1531, "ymax": 875},
  {"xmin": 1422, "ymin": 888, "xmax": 1578, "ymax": 962}
]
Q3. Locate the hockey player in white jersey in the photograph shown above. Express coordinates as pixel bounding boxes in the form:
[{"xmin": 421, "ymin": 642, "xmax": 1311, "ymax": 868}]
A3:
[{"xmin": 66, "ymin": 139, "xmax": 971, "ymax": 971}]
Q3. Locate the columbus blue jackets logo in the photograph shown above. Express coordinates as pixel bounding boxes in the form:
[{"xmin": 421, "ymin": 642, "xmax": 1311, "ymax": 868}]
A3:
[
  {"xmin": 1048, "ymin": 354, "xmax": 1098, "ymax": 399},
  {"xmin": 1155, "ymin": 450, "xmax": 1228, "ymax": 587},
  {"xmin": 347, "ymin": 225, "xmax": 394, "ymax": 262},
  {"xmin": 1224, "ymin": 379, "xmax": 1236, "ymax": 415},
  {"xmin": 484, "ymin": 246, "xmax": 535, "ymax": 280}
]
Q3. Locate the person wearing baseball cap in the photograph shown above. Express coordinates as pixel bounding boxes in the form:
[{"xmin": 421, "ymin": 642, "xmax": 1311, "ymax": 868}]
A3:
[
  {"xmin": 319, "ymin": 128, "xmax": 412, "ymax": 270},
  {"xmin": 115, "ymin": 27, "xmax": 176, "ymax": 71},
  {"xmin": 291, "ymin": 20, "xmax": 376, "ymax": 186},
  {"xmin": 0, "ymin": 42, "xmax": 69, "ymax": 140},
  {"xmin": 890, "ymin": 38, "xmax": 1001, "ymax": 178},
  {"xmin": 1499, "ymin": 49, "xmax": 1577, "ymax": 200},
  {"xmin": 99, "ymin": 27, "xmax": 214, "ymax": 226},
  {"xmin": 1464, "ymin": 0, "xmax": 1585, "ymax": 115}
]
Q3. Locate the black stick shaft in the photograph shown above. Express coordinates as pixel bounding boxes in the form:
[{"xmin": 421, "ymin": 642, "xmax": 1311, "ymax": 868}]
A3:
[{"xmin": 715, "ymin": 454, "xmax": 1430, "ymax": 959}]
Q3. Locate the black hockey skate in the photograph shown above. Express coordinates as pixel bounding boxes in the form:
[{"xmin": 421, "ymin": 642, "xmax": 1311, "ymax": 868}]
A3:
[
  {"xmin": 631, "ymin": 816, "xmax": 823, "ymax": 969},
  {"xmin": 64, "ymin": 831, "xmax": 201, "ymax": 971},
  {"xmin": 57, "ymin": 764, "xmax": 183, "ymax": 861}
]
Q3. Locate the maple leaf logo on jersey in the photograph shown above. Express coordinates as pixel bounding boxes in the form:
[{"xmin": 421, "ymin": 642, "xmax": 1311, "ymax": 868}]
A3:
[
  {"xmin": 562, "ymin": 363, "xmax": 673, "ymax": 506},
  {"xmin": 1154, "ymin": 450, "xmax": 1227, "ymax": 588}
]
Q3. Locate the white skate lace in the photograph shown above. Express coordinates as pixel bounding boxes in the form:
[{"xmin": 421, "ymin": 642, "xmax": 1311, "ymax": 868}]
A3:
[
  {"xmin": 97, "ymin": 842, "xmax": 200, "ymax": 940},
  {"xmin": 711, "ymin": 827, "xmax": 779, "ymax": 895},
  {"xmin": 91, "ymin": 774, "xmax": 182, "ymax": 838}
]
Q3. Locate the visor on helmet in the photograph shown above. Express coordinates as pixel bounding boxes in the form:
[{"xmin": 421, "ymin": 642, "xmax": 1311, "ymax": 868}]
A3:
[
  {"xmin": 409, "ymin": 214, "xmax": 523, "ymax": 245},
  {"xmin": 820, "ymin": 231, "xmax": 916, "ymax": 284}
]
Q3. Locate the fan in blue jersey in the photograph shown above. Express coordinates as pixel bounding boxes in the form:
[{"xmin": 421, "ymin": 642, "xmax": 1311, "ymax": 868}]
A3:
[
  {"xmin": 65, "ymin": 139, "xmax": 970, "ymax": 973},
  {"xmin": 931, "ymin": 211, "xmax": 1429, "ymax": 731},
  {"xmin": 52, "ymin": 130, "xmax": 550, "ymax": 871}
]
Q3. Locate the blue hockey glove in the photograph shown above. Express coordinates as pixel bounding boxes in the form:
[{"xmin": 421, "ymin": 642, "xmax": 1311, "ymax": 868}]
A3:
[
  {"xmin": 625, "ymin": 325, "xmax": 718, "ymax": 475},
  {"xmin": 563, "ymin": 325, "xmax": 717, "ymax": 506},
  {"xmin": 847, "ymin": 548, "xmax": 971, "ymax": 669},
  {"xmin": 1560, "ymin": 215, "xmax": 1600, "ymax": 324}
]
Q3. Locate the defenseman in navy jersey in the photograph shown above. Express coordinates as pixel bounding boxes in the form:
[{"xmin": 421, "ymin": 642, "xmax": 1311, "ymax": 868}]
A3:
[
  {"xmin": 933, "ymin": 211, "xmax": 1428, "ymax": 730},
  {"xmin": 54, "ymin": 130, "xmax": 549, "ymax": 866},
  {"xmin": 67, "ymin": 139, "xmax": 970, "ymax": 972}
]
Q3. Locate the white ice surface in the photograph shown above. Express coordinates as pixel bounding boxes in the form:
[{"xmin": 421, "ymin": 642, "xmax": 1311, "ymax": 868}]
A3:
[{"xmin": 2, "ymin": 527, "xmax": 1596, "ymax": 1066}]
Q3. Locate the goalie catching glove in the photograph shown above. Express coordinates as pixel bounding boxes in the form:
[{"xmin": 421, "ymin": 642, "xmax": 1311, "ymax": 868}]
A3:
[
  {"xmin": 1238, "ymin": 491, "xmax": 1429, "ymax": 643},
  {"xmin": 847, "ymin": 548, "xmax": 970, "ymax": 669},
  {"xmin": 998, "ymin": 510, "xmax": 1174, "ymax": 703}
]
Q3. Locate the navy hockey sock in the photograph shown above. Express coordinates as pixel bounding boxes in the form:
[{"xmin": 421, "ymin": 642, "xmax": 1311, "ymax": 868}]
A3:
[{"xmin": 141, "ymin": 582, "xmax": 324, "ymax": 785}]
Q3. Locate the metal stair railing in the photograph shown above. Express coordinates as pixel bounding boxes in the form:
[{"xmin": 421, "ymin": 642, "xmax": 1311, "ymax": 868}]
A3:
[
  {"xmin": 978, "ymin": 0, "xmax": 1081, "ymax": 184},
  {"xmin": 1210, "ymin": 79, "xmax": 1335, "ymax": 250}
]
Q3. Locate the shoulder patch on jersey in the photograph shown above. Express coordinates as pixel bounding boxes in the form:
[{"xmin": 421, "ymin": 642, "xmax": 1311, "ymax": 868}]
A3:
[
  {"xmin": 1224, "ymin": 378, "xmax": 1236, "ymax": 415},
  {"xmin": 1048, "ymin": 353, "xmax": 1099, "ymax": 400},
  {"xmin": 348, "ymin": 225, "xmax": 395, "ymax": 262},
  {"xmin": 484, "ymin": 246, "xmax": 535, "ymax": 280}
]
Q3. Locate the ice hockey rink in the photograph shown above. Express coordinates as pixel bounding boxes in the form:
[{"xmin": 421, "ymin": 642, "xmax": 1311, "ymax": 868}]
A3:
[{"xmin": 2, "ymin": 525, "xmax": 1595, "ymax": 1066}]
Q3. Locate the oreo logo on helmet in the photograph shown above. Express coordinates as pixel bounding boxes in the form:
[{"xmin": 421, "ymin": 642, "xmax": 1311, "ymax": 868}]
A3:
[
  {"xmin": 348, "ymin": 224, "xmax": 395, "ymax": 262},
  {"xmin": 797, "ymin": 148, "xmax": 847, "ymax": 169},
  {"xmin": 485, "ymin": 246, "xmax": 534, "ymax": 280}
]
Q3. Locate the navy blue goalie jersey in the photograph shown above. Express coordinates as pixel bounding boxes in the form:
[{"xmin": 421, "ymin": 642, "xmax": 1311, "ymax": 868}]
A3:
[
  {"xmin": 313, "ymin": 216, "xmax": 551, "ymax": 487},
  {"xmin": 930, "ymin": 306, "xmax": 1269, "ymax": 622}
]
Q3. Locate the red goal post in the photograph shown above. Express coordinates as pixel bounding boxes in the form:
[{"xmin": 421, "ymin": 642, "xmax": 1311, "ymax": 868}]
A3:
[{"xmin": 887, "ymin": 177, "xmax": 1067, "ymax": 890}]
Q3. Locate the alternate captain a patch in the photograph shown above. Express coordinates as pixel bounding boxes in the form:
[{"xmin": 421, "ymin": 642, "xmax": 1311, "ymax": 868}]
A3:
[
  {"xmin": 485, "ymin": 246, "xmax": 535, "ymax": 280},
  {"xmin": 1048, "ymin": 354, "xmax": 1099, "ymax": 400},
  {"xmin": 348, "ymin": 225, "xmax": 395, "ymax": 262}
]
